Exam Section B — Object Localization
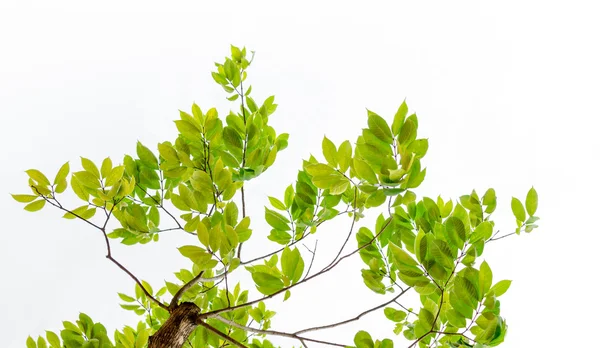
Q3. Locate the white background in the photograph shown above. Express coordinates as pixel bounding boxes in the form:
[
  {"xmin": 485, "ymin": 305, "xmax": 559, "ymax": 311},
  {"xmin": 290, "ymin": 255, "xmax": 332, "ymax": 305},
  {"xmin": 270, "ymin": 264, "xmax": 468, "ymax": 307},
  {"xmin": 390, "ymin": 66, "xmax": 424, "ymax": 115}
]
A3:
[{"xmin": 1, "ymin": 1, "xmax": 598, "ymax": 347}]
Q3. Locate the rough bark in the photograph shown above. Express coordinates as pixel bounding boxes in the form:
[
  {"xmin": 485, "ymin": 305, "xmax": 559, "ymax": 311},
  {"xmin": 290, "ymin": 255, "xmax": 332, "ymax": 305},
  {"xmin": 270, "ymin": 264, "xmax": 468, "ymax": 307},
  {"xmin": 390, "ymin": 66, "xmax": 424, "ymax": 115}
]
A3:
[{"xmin": 148, "ymin": 302, "xmax": 200, "ymax": 348}]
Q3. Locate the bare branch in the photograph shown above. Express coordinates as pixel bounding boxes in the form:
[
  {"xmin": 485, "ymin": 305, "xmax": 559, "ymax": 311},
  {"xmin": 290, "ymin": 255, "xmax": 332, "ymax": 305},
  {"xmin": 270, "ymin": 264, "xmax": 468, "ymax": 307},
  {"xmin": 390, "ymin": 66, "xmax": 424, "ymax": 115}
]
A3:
[
  {"xmin": 302, "ymin": 240, "xmax": 318, "ymax": 281},
  {"xmin": 295, "ymin": 287, "xmax": 411, "ymax": 335},
  {"xmin": 486, "ymin": 231, "xmax": 517, "ymax": 243},
  {"xmin": 322, "ymin": 186, "xmax": 359, "ymax": 271},
  {"xmin": 214, "ymin": 316, "xmax": 348, "ymax": 347}
]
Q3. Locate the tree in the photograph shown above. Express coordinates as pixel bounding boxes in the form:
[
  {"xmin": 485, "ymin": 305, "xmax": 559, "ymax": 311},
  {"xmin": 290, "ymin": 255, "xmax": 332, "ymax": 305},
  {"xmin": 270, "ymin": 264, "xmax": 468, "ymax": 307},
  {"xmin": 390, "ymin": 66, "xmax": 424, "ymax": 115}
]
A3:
[{"xmin": 13, "ymin": 46, "xmax": 540, "ymax": 348}]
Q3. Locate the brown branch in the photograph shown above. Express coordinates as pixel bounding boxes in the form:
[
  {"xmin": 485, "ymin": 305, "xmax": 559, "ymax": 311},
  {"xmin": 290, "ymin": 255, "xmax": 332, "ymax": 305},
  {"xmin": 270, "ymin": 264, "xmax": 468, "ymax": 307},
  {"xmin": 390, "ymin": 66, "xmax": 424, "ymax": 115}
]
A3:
[
  {"xmin": 322, "ymin": 185, "xmax": 359, "ymax": 272},
  {"xmin": 486, "ymin": 231, "xmax": 516, "ymax": 243},
  {"xmin": 34, "ymin": 186, "xmax": 168, "ymax": 311},
  {"xmin": 295, "ymin": 286, "xmax": 412, "ymax": 335},
  {"xmin": 301, "ymin": 240, "xmax": 318, "ymax": 281},
  {"xmin": 214, "ymin": 316, "xmax": 348, "ymax": 347},
  {"xmin": 198, "ymin": 321, "xmax": 247, "ymax": 348}
]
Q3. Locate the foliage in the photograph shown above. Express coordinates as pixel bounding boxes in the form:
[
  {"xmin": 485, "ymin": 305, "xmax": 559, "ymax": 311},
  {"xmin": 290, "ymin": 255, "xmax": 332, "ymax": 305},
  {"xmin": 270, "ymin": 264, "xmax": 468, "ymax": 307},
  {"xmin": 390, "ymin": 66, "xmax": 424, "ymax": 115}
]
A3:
[{"xmin": 14, "ymin": 45, "xmax": 540, "ymax": 348}]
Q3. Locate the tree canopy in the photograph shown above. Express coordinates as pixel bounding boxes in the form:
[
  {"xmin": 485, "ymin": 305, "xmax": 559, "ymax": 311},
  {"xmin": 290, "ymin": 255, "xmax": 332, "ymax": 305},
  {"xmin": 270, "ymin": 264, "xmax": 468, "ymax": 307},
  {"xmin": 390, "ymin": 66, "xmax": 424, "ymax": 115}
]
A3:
[{"xmin": 14, "ymin": 46, "xmax": 540, "ymax": 348}]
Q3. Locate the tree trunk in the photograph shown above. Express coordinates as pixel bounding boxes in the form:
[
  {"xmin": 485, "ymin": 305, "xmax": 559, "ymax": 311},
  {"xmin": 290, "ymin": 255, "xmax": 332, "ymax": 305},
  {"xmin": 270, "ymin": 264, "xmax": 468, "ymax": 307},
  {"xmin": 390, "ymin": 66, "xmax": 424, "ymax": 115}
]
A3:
[{"xmin": 148, "ymin": 302, "xmax": 200, "ymax": 348}]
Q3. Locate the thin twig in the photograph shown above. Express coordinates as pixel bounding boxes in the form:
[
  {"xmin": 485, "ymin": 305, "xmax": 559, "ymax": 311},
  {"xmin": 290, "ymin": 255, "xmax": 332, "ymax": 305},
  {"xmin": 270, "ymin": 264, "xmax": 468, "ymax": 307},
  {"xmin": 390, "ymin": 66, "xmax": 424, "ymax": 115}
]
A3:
[
  {"xmin": 302, "ymin": 240, "xmax": 318, "ymax": 281},
  {"xmin": 487, "ymin": 231, "xmax": 516, "ymax": 243}
]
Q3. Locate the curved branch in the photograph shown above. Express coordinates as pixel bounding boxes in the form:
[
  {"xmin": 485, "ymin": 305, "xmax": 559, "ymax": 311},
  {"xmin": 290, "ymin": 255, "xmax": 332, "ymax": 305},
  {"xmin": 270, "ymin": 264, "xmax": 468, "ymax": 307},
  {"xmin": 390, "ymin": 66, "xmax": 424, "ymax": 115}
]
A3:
[
  {"xmin": 34, "ymin": 187, "xmax": 168, "ymax": 311},
  {"xmin": 295, "ymin": 286, "xmax": 411, "ymax": 335},
  {"xmin": 214, "ymin": 316, "xmax": 348, "ymax": 347}
]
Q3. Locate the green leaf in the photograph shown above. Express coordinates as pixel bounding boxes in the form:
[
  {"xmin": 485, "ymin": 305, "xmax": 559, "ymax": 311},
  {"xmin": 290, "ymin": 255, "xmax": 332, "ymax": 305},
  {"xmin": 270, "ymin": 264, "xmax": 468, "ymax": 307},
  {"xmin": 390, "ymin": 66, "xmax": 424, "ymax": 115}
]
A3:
[
  {"xmin": 268, "ymin": 196, "xmax": 287, "ymax": 211},
  {"xmin": 80, "ymin": 157, "xmax": 101, "ymax": 179},
  {"xmin": 354, "ymin": 330, "xmax": 374, "ymax": 348},
  {"xmin": 479, "ymin": 260, "xmax": 493, "ymax": 296},
  {"xmin": 284, "ymin": 185, "xmax": 294, "ymax": 209},
  {"xmin": 26, "ymin": 169, "xmax": 51, "ymax": 186},
  {"xmin": 24, "ymin": 199, "xmax": 45, "ymax": 212},
  {"xmin": 178, "ymin": 245, "xmax": 212, "ymax": 265},
  {"xmin": 26, "ymin": 336, "xmax": 36, "ymax": 348},
  {"xmin": 74, "ymin": 171, "xmax": 100, "ymax": 189},
  {"xmin": 445, "ymin": 216, "xmax": 466, "ymax": 249},
  {"xmin": 470, "ymin": 221, "xmax": 493, "ymax": 243},
  {"xmin": 251, "ymin": 272, "xmax": 284, "ymax": 295},
  {"xmin": 265, "ymin": 207, "xmax": 290, "ymax": 231},
  {"xmin": 100, "ymin": 158, "xmax": 112, "ymax": 179},
  {"xmin": 46, "ymin": 331, "xmax": 60, "ymax": 347},
  {"xmin": 397, "ymin": 118, "xmax": 416, "ymax": 145},
  {"xmin": 337, "ymin": 140, "xmax": 352, "ymax": 173},
  {"xmin": 367, "ymin": 110, "xmax": 393, "ymax": 144},
  {"xmin": 118, "ymin": 293, "xmax": 136, "ymax": 302},
  {"xmin": 305, "ymin": 163, "xmax": 346, "ymax": 191},
  {"xmin": 392, "ymin": 101, "xmax": 408, "ymax": 135},
  {"xmin": 430, "ymin": 238, "xmax": 454, "ymax": 269},
  {"xmin": 389, "ymin": 242, "xmax": 418, "ymax": 267},
  {"xmin": 135, "ymin": 329, "xmax": 149, "ymax": 348},
  {"xmin": 482, "ymin": 188, "xmax": 496, "ymax": 205},
  {"xmin": 322, "ymin": 136, "xmax": 338, "ymax": 167},
  {"xmin": 158, "ymin": 142, "xmax": 179, "ymax": 162},
  {"xmin": 445, "ymin": 308, "xmax": 466, "ymax": 328},
  {"xmin": 353, "ymin": 158, "xmax": 378, "ymax": 184},
  {"xmin": 407, "ymin": 139, "xmax": 428, "ymax": 157},
  {"xmin": 54, "ymin": 162, "xmax": 70, "ymax": 185},
  {"xmin": 511, "ymin": 197, "xmax": 526, "ymax": 222},
  {"xmin": 281, "ymin": 247, "xmax": 305, "ymax": 284},
  {"xmin": 384, "ymin": 307, "xmax": 407, "ymax": 322},
  {"xmin": 414, "ymin": 228, "xmax": 428, "ymax": 263},
  {"xmin": 454, "ymin": 276, "xmax": 478, "ymax": 307},
  {"xmin": 489, "ymin": 279, "xmax": 511, "ymax": 297},
  {"xmin": 63, "ymin": 205, "xmax": 96, "ymax": 220},
  {"xmin": 11, "ymin": 194, "xmax": 39, "ymax": 203},
  {"xmin": 526, "ymin": 187, "xmax": 538, "ymax": 216},
  {"xmin": 105, "ymin": 166, "xmax": 125, "ymax": 187},
  {"xmin": 137, "ymin": 142, "xmax": 159, "ymax": 170}
]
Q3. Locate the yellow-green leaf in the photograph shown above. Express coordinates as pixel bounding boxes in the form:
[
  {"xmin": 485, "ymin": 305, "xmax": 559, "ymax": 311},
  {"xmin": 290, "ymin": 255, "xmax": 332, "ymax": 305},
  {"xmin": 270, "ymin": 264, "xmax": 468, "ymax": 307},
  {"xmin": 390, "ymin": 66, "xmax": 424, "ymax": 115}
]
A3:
[
  {"xmin": 525, "ymin": 187, "xmax": 538, "ymax": 216},
  {"xmin": 54, "ymin": 162, "xmax": 70, "ymax": 185},
  {"xmin": 11, "ymin": 194, "xmax": 38, "ymax": 203},
  {"xmin": 511, "ymin": 197, "xmax": 526, "ymax": 222},
  {"xmin": 322, "ymin": 136, "xmax": 338, "ymax": 168},
  {"xmin": 81, "ymin": 157, "xmax": 101, "ymax": 179},
  {"xmin": 24, "ymin": 199, "xmax": 46, "ymax": 212},
  {"xmin": 337, "ymin": 140, "xmax": 352, "ymax": 173},
  {"xmin": 101, "ymin": 157, "xmax": 113, "ymax": 178},
  {"xmin": 26, "ymin": 169, "xmax": 50, "ymax": 186}
]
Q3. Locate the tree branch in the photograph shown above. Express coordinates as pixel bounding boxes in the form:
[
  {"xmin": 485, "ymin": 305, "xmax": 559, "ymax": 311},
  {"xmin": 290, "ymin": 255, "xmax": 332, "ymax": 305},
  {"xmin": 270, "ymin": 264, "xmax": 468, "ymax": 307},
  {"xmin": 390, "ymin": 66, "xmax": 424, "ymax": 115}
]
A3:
[
  {"xmin": 34, "ymin": 186, "xmax": 168, "ymax": 311},
  {"xmin": 198, "ymin": 321, "xmax": 247, "ymax": 348},
  {"xmin": 214, "ymin": 316, "xmax": 348, "ymax": 347},
  {"xmin": 295, "ymin": 286, "xmax": 411, "ymax": 335}
]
